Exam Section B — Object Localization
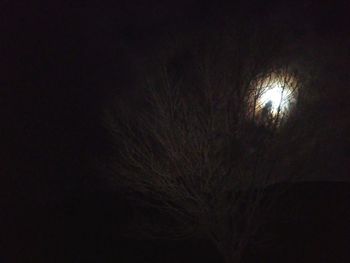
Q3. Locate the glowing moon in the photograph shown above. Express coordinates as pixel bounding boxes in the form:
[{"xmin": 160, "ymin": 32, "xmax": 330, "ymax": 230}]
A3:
[
  {"xmin": 249, "ymin": 71, "xmax": 298, "ymax": 125},
  {"xmin": 258, "ymin": 80, "xmax": 293, "ymax": 115}
]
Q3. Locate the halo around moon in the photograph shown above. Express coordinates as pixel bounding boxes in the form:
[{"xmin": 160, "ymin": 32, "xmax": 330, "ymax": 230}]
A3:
[{"xmin": 249, "ymin": 71, "xmax": 298, "ymax": 124}]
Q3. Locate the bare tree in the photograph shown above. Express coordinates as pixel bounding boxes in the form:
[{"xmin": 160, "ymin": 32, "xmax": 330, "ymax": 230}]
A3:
[{"xmin": 105, "ymin": 29, "xmax": 304, "ymax": 262}]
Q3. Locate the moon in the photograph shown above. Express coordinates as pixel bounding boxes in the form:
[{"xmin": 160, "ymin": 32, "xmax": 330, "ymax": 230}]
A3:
[
  {"xmin": 252, "ymin": 72, "xmax": 297, "ymax": 120},
  {"xmin": 258, "ymin": 80, "xmax": 293, "ymax": 115}
]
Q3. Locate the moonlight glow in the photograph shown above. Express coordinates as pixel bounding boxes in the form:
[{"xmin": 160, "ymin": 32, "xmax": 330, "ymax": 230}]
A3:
[
  {"xmin": 252, "ymin": 72, "xmax": 297, "ymax": 119},
  {"xmin": 258, "ymin": 81, "xmax": 293, "ymax": 114}
]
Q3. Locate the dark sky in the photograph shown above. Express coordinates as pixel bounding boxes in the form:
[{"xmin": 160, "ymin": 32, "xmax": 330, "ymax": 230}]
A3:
[{"xmin": 1, "ymin": 0, "xmax": 350, "ymax": 207}]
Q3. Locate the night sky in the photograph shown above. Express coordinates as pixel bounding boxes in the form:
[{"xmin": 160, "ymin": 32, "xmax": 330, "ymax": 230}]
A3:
[{"xmin": 1, "ymin": 1, "xmax": 350, "ymax": 262}]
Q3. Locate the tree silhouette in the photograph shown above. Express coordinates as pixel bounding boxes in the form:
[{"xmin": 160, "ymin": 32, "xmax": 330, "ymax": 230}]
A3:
[{"xmin": 105, "ymin": 28, "xmax": 306, "ymax": 262}]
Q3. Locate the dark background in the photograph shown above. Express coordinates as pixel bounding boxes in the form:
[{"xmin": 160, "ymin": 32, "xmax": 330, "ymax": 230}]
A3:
[{"xmin": 1, "ymin": 1, "xmax": 350, "ymax": 262}]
